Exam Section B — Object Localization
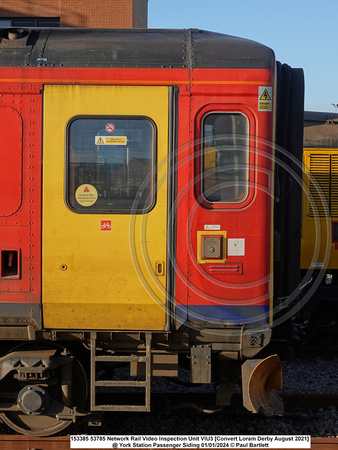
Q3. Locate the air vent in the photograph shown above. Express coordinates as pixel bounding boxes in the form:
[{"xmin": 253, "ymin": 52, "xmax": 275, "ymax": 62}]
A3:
[
  {"xmin": 308, "ymin": 152, "xmax": 338, "ymax": 217},
  {"xmin": 309, "ymin": 153, "xmax": 330, "ymax": 217},
  {"xmin": 331, "ymin": 155, "xmax": 338, "ymax": 216}
]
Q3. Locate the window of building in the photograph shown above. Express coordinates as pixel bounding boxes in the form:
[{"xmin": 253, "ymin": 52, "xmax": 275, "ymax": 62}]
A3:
[
  {"xmin": 0, "ymin": 18, "xmax": 60, "ymax": 27},
  {"xmin": 201, "ymin": 113, "xmax": 249, "ymax": 204},
  {"xmin": 67, "ymin": 116, "xmax": 156, "ymax": 214}
]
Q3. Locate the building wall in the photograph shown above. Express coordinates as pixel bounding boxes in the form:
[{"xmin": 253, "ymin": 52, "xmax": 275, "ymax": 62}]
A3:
[{"xmin": 0, "ymin": 0, "xmax": 148, "ymax": 28}]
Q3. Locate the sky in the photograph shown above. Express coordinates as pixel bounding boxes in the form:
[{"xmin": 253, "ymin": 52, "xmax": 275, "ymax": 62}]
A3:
[{"xmin": 148, "ymin": 0, "xmax": 336, "ymax": 113}]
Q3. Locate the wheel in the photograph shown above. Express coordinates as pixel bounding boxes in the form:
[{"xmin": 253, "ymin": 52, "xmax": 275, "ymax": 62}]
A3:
[{"xmin": 0, "ymin": 342, "xmax": 88, "ymax": 436}]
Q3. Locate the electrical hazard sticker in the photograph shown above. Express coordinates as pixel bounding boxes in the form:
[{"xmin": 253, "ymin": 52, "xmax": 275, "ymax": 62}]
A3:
[
  {"xmin": 258, "ymin": 86, "xmax": 272, "ymax": 111},
  {"xmin": 75, "ymin": 184, "xmax": 98, "ymax": 207}
]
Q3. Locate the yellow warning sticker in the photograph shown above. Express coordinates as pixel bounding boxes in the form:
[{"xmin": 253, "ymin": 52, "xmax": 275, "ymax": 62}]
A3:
[
  {"xmin": 259, "ymin": 102, "xmax": 272, "ymax": 110},
  {"xmin": 106, "ymin": 136, "xmax": 127, "ymax": 145},
  {"xmin": 260, "ymin": 89, "xmax": 272, "ymax": 101},
  {"xmin": 95, "ymin": 136, "xmax": 127, "ymax": 145},
  {"xmin": 75, "ymin": 184, "xmax": 98, "ymax": 207},
  {"xmin": 258, "ymin": 86, "xmax": 272, "ymax": 111}
]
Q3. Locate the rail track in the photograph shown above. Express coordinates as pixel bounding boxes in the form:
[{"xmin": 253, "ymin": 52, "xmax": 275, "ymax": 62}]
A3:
[
  {"xmin": 282, "ymin": 393, "xmax": 338, "ymax": 411},
  {"xmin": 0, "ymin": 436, "xmax": 336, "ymax": 450},
  {"xmin": 159, "ymin": 392, "xmax": 338, "ymax": 411},
  {"xmin": 0, "ymin": 435, "xmax": 70, "ymax": 449},
  {"xmin": 0, "ymin": 394, "xmax": 336, "ymax": 449}
]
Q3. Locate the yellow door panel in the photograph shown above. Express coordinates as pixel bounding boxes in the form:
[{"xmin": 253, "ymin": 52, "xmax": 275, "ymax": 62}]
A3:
[{"xmin": 43, "ymin": 85, "xmax": 168, "ymax": 330}]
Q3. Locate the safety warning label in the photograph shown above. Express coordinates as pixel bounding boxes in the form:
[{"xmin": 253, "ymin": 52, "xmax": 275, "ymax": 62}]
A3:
[
  {"xmin": 258, "ymin": 86, "xmax": 272, "ymax": 111},
  {"xmin": 95, "ymin": 136, "xmax": 127, "ymax": 145},
  {"xmin": 75, "ymin": 184, "xmax": 98, "ymax": 207}
]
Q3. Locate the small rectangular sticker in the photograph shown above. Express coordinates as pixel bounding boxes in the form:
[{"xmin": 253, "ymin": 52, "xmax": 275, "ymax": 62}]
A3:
[
  {"xmin": 204, "ymin": 224, "xmax": 221, "ymax": 231},
  {"xmin": 258, "ymin": 86, "xmax": 272, "ymax": 111},
  {"xmin": 228, "ymin": 238, "xmax": 245, "ymax": 256},
  {"xmin": 95, "ymin": 136, "xmax": 127, "ymax": 145},
  {"xmin": 101, "ymin": 220, "xmax": 112, "ymax": 231}
]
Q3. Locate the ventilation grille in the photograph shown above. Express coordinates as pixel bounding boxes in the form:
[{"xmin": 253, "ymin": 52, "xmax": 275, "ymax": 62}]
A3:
[
  {"xmin": 308, "ymin": 153, "xmax": 338, "ymax": 217},
  {"xmin": 331, "ymin": 155, "xmax": 338, "ymax": 216}
]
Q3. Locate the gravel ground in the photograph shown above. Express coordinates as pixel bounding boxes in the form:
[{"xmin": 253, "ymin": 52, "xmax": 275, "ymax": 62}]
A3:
[{"xmin": 281, "ymin": 357, "xmax": 338, "ymax": 395}]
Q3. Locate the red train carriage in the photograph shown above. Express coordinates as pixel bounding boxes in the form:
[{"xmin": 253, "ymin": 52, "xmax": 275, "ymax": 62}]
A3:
[{"xmin": 0, "ymin": 28, "xmax": 304, "ymax": 435}]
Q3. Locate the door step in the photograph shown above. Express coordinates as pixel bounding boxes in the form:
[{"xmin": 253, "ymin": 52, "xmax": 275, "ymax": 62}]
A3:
[{"xmin": 90, "ymin": 332, "xmax": 152, "ymax": 412}]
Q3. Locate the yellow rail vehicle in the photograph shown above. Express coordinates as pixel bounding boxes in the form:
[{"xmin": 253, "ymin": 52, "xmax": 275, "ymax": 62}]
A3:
[
  {"xmin": 300, "ymin": 111, "xmax": 338, "ymax": 331},
  {"xmin": 302, "ymin": 112, "xmax": 338, "ymax": 270}
]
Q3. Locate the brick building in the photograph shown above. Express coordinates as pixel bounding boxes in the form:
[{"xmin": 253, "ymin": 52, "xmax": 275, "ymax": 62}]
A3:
[{"xmin": 0, "ymin": 0, "xmax": 148, "ymax": 28}]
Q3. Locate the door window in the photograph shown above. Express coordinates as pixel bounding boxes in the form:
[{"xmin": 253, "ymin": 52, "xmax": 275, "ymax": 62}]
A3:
[
  {"xmin": 67, "ymin": 116, "xmax": 156, "ymax": 213},
  {"xmin": 202, "ymin": 113, "xmax": 249, "ymax": 204}
]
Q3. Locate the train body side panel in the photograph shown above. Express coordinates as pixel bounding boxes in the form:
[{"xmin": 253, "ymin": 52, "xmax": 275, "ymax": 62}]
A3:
[
  {"xmin": 0, "ymin": 91, "xmax": 42, "ymax": 328},
  {"xmin": 42, "ymin": 85, "xmax": 169, "ymax": 330},
  {"xmin": 174, "ymin": 69, "xmax": 274, "ymax": 326}
]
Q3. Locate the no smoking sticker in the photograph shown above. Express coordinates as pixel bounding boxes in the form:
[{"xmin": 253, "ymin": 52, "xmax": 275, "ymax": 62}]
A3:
[{"xmin": 105, "ymin": 123, "xmax": 115, "ymax": 133}]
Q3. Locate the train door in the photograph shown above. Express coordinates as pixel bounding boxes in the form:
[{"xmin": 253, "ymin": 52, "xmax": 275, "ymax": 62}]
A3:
[
  {"xmin": 42, "ymin": 85, "xmax": 169, "ymax": 330},
  {"xmin": 174, "ymin": 98, "xmax": 274, "ymax": 328}
]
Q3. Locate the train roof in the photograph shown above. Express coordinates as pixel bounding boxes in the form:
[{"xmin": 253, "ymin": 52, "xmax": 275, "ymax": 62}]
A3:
[
  {"xmin": 304, "ymin": 111, "xmax": 338, "ymax": 148},
  {"xmin": 304, "ymin": 110, "xmax": 338, "ymax": 126},
  {"xmin": 0, "ymin": 28, "xmax": 274, "ymax": 69}
]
